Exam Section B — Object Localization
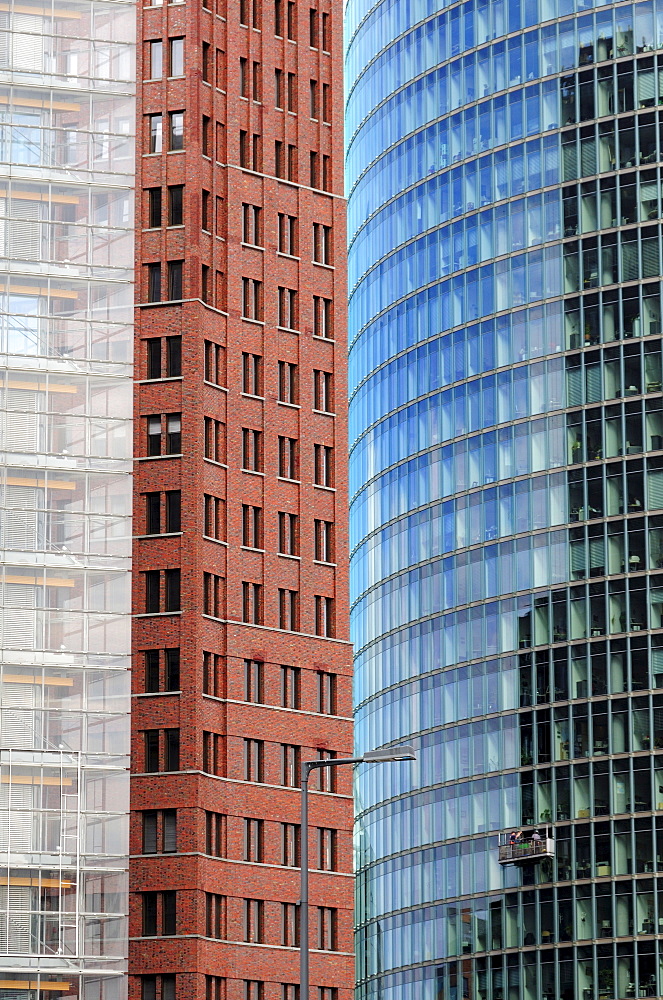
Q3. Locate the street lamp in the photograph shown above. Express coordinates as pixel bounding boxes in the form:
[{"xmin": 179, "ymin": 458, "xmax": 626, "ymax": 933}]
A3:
[{"xmin": 299, "ymin": 744, "xmax": 417, "ymax": 1000}]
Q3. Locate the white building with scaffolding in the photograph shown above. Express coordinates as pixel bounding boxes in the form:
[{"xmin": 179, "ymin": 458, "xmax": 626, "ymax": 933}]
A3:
[{"xmin": 0, "ymin": 0, "xmax": 135, "ymax": 996}]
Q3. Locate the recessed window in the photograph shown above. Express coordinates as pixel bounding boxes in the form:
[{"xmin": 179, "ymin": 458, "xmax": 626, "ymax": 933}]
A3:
[
  {"xmin": 169, "ymin": 111, "xmax": 184, "ymax": 150},
  {"xmin": 149, "ymin": 40, "xmax": 163, "ymax": 79},
  {"xmin": 147, "ymin": 187, "xmax": 162, "ymax": 228},
  {"xmin": 169, "ymin": 37, "xmax": 184, "ymax": 77},
  {"xmin": 148, "ymin": 114, "xmax": 162, "ymax": 153},
  {"xmin": 168, "ymin": 185, "xmax": 184, "ymax": 225}
]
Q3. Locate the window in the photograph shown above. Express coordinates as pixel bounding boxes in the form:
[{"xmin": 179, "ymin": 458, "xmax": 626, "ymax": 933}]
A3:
[
  {"xmin": 249, "ymin": 133, "xmax": 262, "ymax": 170},
  {"xmin": 242, "ymin": 351, "xmax": 262, "ymax": 394},
  {"xmin": 316, "ymin": 670, "xmax": 336, "ymax": 714},
  {"xmin": 206, "ymin": 977, "xmax": 225, "ymax": 1000},
  {"xmin": 278, "ymin": 436, "xmax": 298, "ymax": 479},
  {"xmin": 204, "ymin": 340, "xmax": 225, "ymax": 384},
  {"xmin": 309, "ymin": 79, "xmax": 318, "ymax": 118},
  {"xmin": 168, "ymin": 185, "xmax": 183, "ymax": 225},
  {"xmin": 169, "ymin": 111, "xmax": 184, "ymax": 150},
  {"xmin": 148, "ymin": 113, "xmax": 162, "ymax": 152},
  {"xmin": 240, "ymin": 0, "xmax": 260, "ymax": 27},
  {"xmin": 145, "ymin": 491, "xmax": 181, "ymax": 534},
  {"xmin": 146, "ymin": 337, "xmax": 181, "ymax": 379},
  {"xmin": 205, "ymin": 893, "xmax": 225, "ymax": 938},
  {"xmin": 278, "ymin": 512, "xmax": 298, "ymax": 555},
  {"xmin": 278, "ymin": 588, "xmax": 299, "ymax": 631},
  {"xmin": 144, "ymin": 730, "xmax": 159, "ymax": 772},
  {"xmin": 278, "ymin": 213, "xmax": 297, "ymax": 255},
  {"xmin": 252, "ymin": 61, "xmax": 261, "ymax": 101},
  {"xmin": 314, "ymin": 520, "xmax": 334, "ymax": 563},
  {"xmin": 313, "ymin": 223, "xmax": 332, "ymax": 265},
  {"xmin": 309, "ymin": 8, "xmax": 317, "ymax": 46},
  {"xmin": 244, "ymin": 738, "xmax": 264, "ymax": 780},
  {"xmin": 317, "ymin": 907, "xmax": 337, "ymax": 950},
  {"xmin": 149, "ymin": 39, "xmax": 163, "ymax": 78},
  {"xmin": 314, "ymin": 595, "xmax": 334, "ymax": 637},
  {"xmin": 203, "ymin": 651, "xmax": 225, "ymax": 697},
  {"xmin": 165, "ymin": 728, "xmax": 180, "ymax": 770},
  {"xmin": 319, "ymin": 990, "xmax": 337, "ymax": 1000},
  {"xmin": 282, "ymin": 986, "xmax": 300, "ymax": 1000},
  {"xmin": 313, "ymin": 295, "xmax": 332, "ymax": 338},
  {"xmin": 167, "ymin": 260, "xmax": 183, "ymax": 300},
  {"xmin": 242, "ymin": 277, "xmax": 263, "ymax": 320},
  {"xmin": 145, "ymin": 650, "xmax": 160, "ymax": 692},
  {"xmin": 314, "ymin": 443, "xmax": 333, "ymax": 486},
  {"xmin": 309, "ymin": 150, "xmax": 318, "ymax": 187},
  {"xmin": 322, "ymin": 82, "xmax": 330, "ymax": 122},
  {"xmin": 240, "ymin": 129, "xmax": 249, "ymax": 166},
  {"xmin": 316, "ymin": 827, "xmax": 336, "ymax": 870},
  {"xmin": 205, "ymin": 811, "xmax": 225, "ymax": 856},
  {"xmin": 142, "ymin": 892, "xmax": 158, "ymax": 935},
  {"xmin": 243, "ymin": 818, "xmax": 264, "ymax": 861},
  {"xmin": 142, "ymin": 891, "xmax": 176, "ymax": 936},
  {"xmin": 146, "ymin": 339, "xmax": 161, "ymax": 379},
  {"xmin": 143, "ymin": 648, "xmax": 180, "ymax": 692},
  {"xmin": 201, "ymin": 264, "xmax": 210, "ymax": 303},
  {"xmin": 146, "ymin": 414, "xmax": 161, "ymax": 456},
  {"xmin": 281, "ymin": 822, "xmax": 300, "ymax": 866},
  {"xmin": 281, "ymin": 902, "xmax": 299, "ymax": 946},
  {"xmin": 287, "ymin": 72, "xmax": 296, "ymax": 112},
  {"xmin": 203, "ymin": 730, "xmax": 223, "ymax": 774},
  {"xmin": 288, "ymin": 143, "xmax": 297, "ymax": 180},
  {"xmin": 242, "ymin": 504, "xmax": 262, "ymax": 548},
  {"xmin": 244, "ymin": 658, "xmax": 263, "ymax": 702},
  {"xmin": 242, "ymin": 428, "xmax": 263, "ymax": 471},
  {"xmin": 169, "ymin": 37, "xmax": 184, "ymax": 76},
  {"xmin": 148, "ymin": 187, "xmax": 162, "ymax": 227},
  {"xmin": 216, "ymin": 49, "xmax": 225, "ymax": 89},
  {"xmin": 322, "ymin": 154, "xmax": 331, "ymax": 190},
  {"xmin": 202, "ymin": 41, "xmax": 211, "ymax": 82},
  {"xmin": 203, "ymin": 572, "xmax": 224, "ymax": 617},
  {"xmin": 142, "ymin": 976, "xmax": 176, "ymax": 1000},
  {"xmin": 245, "ymin": 984, "xmax": 264, "ymax": 1000},
  {"xmin": 275, "ymin": 140, "xmax": 284, "ymax": 177},
  {"xmin": 243, "ymin": 899, "xmax": 264, "ymax": 943},
  {"xmin": 204, "ymin": 494, "xmax": 225, "ymax": 540},
  {"xmin": 316, "ymin": 749, "xmax": 336, "ymax": 791},
  {"xmin": 281, "ymin": 664, "xmax": 300, "ymax": 708},
  {"xmin": 313, "ymin": 370, "xmax": 333, "ymax": 411},
  {"xmin": 275, "ymin": 68, "xmax": 283, "ymax": 108},
  {"xmin": 145, "ymin": 570, "xmax": 160, "ymax": 613},
  {"xmin": 278, "ymin": 361, "xmax": 298, "ymax": 403},
  {"xmin": 281, "ymin": 743, "xmax": 300, "ymax": 786},
  {"xmin": 275, "ymin": 0, "xmax": 283, "ymax": 34},
  {"xmin": 165, "ymin": 491, "xmax": 181, "ymax": 531},
  {"xmin": 165, "ymin": 648, "xmax": 180, "ymax": 689},
  {"xmin": 242, "ymin": 582, "xmax": 263, "ymax": 624},
  {"xmin": 287, "ymin": 0, "xmax": 295, "ymax": 39},
  {"xmin": 147, "ymin": 263, "xmax": 161, "ymax": 302},
  {"xmin": 202, "ymin": 114, "xmax": 211, "ymax": 155},
  {"xmin": 242, "ymin": 204, "xmax": 262, "ymax": 245},
  {"xmin": 240, "ymin": 56, "xmax": 248, "ymax": 97},
  {"xmin": 202, "ymin": 189, "xmax": 211, "ymax": 231},
  {"xmin": 321, "ymin": 12, "xmax": 330, "ymax": 51},
  {"xmin": 142, "ymin": 810, "xmax": 178, "ymax": 854},
  {"xmin": 239, "ymin": 0, "xmax": 248, "ymax": 23},
  {"xmin": 204, "ymin": 417, "xmax": 225, "ymax": 462},
  {"xmin": 278, "ymin": 286, "xmax": 297, "ymax": 328}
]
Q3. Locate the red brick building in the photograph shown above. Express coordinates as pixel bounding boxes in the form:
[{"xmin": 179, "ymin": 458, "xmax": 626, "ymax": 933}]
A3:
[{"xmin": 128, "ymin": 0, "xmax": 353, "ymax": 996}]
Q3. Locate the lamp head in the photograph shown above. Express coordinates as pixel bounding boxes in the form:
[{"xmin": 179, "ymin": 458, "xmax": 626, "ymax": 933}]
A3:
[{"xmin": 361, "ymin": 744, "xmax": 417, "ymax": 763}]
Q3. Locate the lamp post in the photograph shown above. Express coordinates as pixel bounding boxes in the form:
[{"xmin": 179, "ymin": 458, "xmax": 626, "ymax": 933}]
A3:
[{"xmin": 299, "ymin": 745, "xmax": 417, "ymax": 1000}]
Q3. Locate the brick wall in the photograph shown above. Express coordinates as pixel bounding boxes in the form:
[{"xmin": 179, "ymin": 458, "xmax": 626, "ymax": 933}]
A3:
[{"xmin": 129, "ymin": 0, "xmax": 353, "ymax": 997}]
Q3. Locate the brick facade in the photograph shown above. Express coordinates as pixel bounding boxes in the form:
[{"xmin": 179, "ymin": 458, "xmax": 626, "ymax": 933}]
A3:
[{"xmin": 129, "ymin": 0, "xmax": 353, "ymax": 996}]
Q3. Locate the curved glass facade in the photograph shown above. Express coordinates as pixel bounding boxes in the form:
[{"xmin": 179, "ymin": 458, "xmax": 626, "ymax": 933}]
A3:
[
  {"xmin": 0, "ymin": 1, "xmax": 135, "ymax": 997},
  {"xmin": 347, "ymin": 1, "xmax": 663, "ymax": 998}
]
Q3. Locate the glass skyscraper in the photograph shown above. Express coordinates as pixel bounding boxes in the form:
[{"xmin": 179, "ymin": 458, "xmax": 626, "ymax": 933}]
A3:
[
  {"xmin": 0, "ymin": 1, "xmax": 135, "ymax": 997},
  {"xmin": 347, "ymin": 1, "xmax": 663, "ymax": 998}
]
